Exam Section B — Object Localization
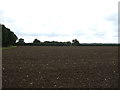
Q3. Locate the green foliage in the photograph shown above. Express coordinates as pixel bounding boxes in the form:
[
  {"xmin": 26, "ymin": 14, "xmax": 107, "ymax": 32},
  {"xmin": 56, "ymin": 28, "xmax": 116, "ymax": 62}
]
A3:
[
  {"xmin": 33, "ymin": 39, "xmax": 41, "ymax": 43},
  {"xmin": 16, "ymin": 38, "xmax": 25, "ymax": 45},
  {"xmin": 33, "ymin": 39, "xmax": 41, "ymax": 46},
  {"xmin": 21, "ymin": 40, "xmax": 72, "ymax": 46},
  {"xmin": 2, "ymin": 46, "xmax": 17, "ymax": 50},
  {"xmin": 1, "ymin": 24, "xmax": 18, "ymax": 47},
  {"xmin": 43, "ymin": 41, "xmax": 72, "ymax": 46},
  {"xmin": 72, "ymin": 39, "xmax": 80, "ymax": 46}
]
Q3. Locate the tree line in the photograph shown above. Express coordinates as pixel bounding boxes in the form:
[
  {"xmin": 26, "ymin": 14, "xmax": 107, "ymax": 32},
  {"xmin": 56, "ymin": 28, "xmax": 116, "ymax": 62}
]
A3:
[
  {"xmin": 0, "ymin": 24, "xmax": 18, "ymax": 47},
  {"xmin": 1, "ymin": 24, "xmax": 80, "ymax": 47},
  {"xmin": 1, "ymin": 24, "xmax": 119, "ymax": 47},
  {"xmin": 16, "ymin": 38, "xmax": 119, "ymax": 46},
  {"xmin": 16, "ymin": 38, "xmax": 80, "ymax": 46}
]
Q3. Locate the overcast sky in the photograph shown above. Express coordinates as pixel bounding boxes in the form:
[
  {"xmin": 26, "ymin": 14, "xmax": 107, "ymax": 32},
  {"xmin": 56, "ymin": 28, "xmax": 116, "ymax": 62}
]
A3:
[{"xmin": 0, "ymin": 0, "xmax": 119, "ymax": 43}]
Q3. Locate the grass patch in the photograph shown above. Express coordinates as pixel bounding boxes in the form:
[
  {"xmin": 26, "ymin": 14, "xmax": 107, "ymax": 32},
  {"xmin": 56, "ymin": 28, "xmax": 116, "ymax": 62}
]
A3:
[{"xmin": 0, "ymin": 46, "xmax": 17, "ymax": 50}]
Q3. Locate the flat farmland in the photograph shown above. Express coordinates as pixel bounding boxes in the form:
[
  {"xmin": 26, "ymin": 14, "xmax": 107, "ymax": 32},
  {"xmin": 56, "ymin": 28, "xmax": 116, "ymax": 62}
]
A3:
[{"xmin": 2, "ymin": 46, "xmax": 118, "ymax": 88}]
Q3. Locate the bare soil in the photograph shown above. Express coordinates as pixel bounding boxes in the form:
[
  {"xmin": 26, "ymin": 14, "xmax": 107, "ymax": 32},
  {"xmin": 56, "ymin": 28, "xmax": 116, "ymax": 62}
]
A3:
[{"xmin": 2, "ymin": 46, "xmax": 119, "ymax": 88}]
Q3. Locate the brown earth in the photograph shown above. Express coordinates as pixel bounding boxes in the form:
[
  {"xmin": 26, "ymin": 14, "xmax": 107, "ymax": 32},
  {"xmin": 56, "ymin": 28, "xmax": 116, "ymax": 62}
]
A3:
[{"xmin": 2, "ymin": 46, "xmax": 119, "ymax": 88}]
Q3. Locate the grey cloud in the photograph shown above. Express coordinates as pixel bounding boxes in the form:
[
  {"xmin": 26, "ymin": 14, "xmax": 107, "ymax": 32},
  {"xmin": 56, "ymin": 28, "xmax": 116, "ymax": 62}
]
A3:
[
  {"xmin": 106, "ymin": 13, "xmax": 117, "ymax": 25},
  {"xmin": 17, "ymin": 32, "xmax": 68, "ymax": 37},
  {"xmin": 1, "ymin": 17, "xmax": 15, "ymax": 23},
  {"xmin": 94, "ymin": 32, "xmax": 105, "ymax": 38},
  {"xmin": 0, "ymin": 10, "xmax": 14, "ymax": 23},
  {"xmin": 46, "ymin": 33, "xmax": 67, "ymax": 37},
  {"xmin": 113, "ymin": 34, "xmax": 118, "ymax": 37},
  {"xmin": 0, "ymin": 14, "xmax": 14, "ymax": 24},
  {"xmin": 73, "ymin": 30, "xmax": 86, "ymax": 36},
  {"xmin": 106, "ymin": 13, "xmax": 118, "ymax": 34},
  {"xmin": 0, "ymin": 10, "xmax": 4, "ymax": 15}
]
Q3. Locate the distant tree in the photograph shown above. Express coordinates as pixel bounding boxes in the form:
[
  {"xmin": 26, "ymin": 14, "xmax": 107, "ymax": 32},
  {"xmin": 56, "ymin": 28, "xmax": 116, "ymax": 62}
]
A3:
[
  {"xmin": 42, "ymin": 41, "xmax": 71, "ymax": 46},
  {"xmin": 43, "ymin": 41, "xmax": 50, "ymax": 46},
  {"xmin": 65, "ymin": 41, "xmax": 71, "ymax": 46},
  {"xmin": 33, "ymin": 39, "xmax": 41, "ymax": 46},
  {"xmin": 33, "ymin": 39, "xmax": 41, "ymax": 43},
  {"xmin": 72, "ymin": 39, "xmax": 80, "ymax": 46},
  {"xmin": 17, "ymin": 38, "xmax": 25, "ymax": 45},
  {"xmin": 24, "ymin": 43, "xmax": 33, "ymax": 46}
]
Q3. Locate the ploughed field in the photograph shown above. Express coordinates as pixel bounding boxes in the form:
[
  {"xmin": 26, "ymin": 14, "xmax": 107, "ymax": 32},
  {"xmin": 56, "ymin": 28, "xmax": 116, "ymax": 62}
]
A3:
[{"xmin": 2, "ymin": 46, "xmax": 118, "ymax": 88}]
